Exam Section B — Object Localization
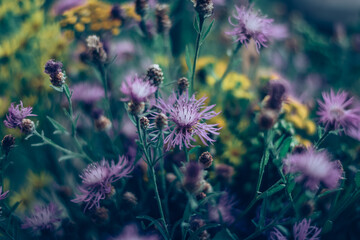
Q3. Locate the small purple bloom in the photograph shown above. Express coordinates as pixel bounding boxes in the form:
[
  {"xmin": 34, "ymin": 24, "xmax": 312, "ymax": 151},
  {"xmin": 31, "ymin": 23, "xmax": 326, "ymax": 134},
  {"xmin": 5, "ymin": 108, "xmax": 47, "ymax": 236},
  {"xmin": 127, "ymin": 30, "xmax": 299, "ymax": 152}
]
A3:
[
  {"xmin": 4, "ymin": 102, "xmax": 36, "ymax": 129},
  {"xmin": 226, "ymin": 5, "xmax": 273, "ymax": 52},
  {"xmin": 208, "ymin": 192, "xmax": 237, "ymax": 225},
  {"xmin": 110, "ymin": 224, "xmax": 159, "ymax": 240},
  {"xmin": 270, "ymin": 219, "xmax": 321, "ymax": 240},
  {"xmin": 317, "ymin": 89, "xmax": 360, "ymax": 134},
  {"xmin": 21, "ymin": 203, "xmax": 62, "ymax": 234},
  {"xmin": 71, "ymin": 83, "xmax": 105, "ymax": 104},
  {"xmin": 155, "ymin": 91, "xmax": 220, "ymax": 151},
  {"xmin": 120, "ymin": 75, "xmax": 157, "ymax": 103},
  {"xmin": 283, "ymin": 148, "xmax": 342, "ymax": 191},
  {"xmin": 72, "ymin": 156, "xmax": 133, "ymax": 210},
  {"xmin": 182, "ymin": 162, "xmax": 204, "ymax": 194},
  {"xmin": 0, "ymin": 186, "xmax": 9, "ymax": 200},
  {"xmin": 44, "ymin": 59, "xmax": 63, "ymax": 75}
]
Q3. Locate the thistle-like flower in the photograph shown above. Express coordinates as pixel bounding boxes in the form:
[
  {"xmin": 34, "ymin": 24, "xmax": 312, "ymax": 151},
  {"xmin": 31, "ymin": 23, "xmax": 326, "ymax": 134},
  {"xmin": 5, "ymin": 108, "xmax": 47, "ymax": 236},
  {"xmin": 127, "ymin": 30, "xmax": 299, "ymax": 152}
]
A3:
[
  {"xmin": 72, "ymin": 156, "xmax": 133, "ymax": 210},
  {"xmin": 44, "ymin": 59, "xmax": 66, "ymax": 87},
  {"xmin": 0, "ymin": 186, "xmax": 9, "ymax": 200},
  {"xmin": 120, "ymin": 75, "xmax": 157, "ymax": 103},
  {"xmin": 226, "ymin": 5, "xmax": 273, "ymax": 52},
  {"xmin": 270, "ymin": 219, "xmax": 321, "ymax": 240},
  {"xmin": 317, "ymin": 90, "xmax": 360, "ymax": 134},
  {"xmin": 21, "ymin": 203, "xmax": 63, "ymax": 235},
  {"xmin": 4, "ymin": 102, "xmax": 36, "ymax": 129},
  {"xmin": 283, "ymin": 148, "xmax": 342, "ymax": 191},
  {"xmin": 208, "ymin": 192, "xmax": 237, "ymax": 225},
  {"xmin": 71, "ymin": 83, "xmax": 105, "ymax": 104},
  {"xmin": 155, "ymin": 91, "xmax": 220, "ymax": 150},
  {"xmin": 1, "ymin": 135, "xmax": 15, "ymax": 155},
  {"xmin": 111, "ymin": 224, "xmax": 159, "ymax": 240},
  {"xmin": 182, "ymin": 162, "xmax": 204, "ymax": 194}
]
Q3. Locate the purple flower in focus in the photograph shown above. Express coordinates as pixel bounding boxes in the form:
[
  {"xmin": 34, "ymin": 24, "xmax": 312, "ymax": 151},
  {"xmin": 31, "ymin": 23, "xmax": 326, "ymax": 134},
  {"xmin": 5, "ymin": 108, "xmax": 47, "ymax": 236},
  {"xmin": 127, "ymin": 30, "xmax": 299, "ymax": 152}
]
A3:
[
  {"xmin": 120, "ymin": 75, "xmax": 157, "ymax": 103},
  {"xmin": 0, "ymin": 186, "xmax": 9, "ymax": 200},
  {"xmin": 283, "ymin": 148, "xmax": 342, "ymax": 191},
  {"xmin": 208, "ymin": 192, "xmax": 237, "ymax": 225},
  {"xmin": 155, "ymin": 91, "xmax": 220, "ymax": 151},
  {"xmin": 4, "ymin": 102, "xmax": 36, "ymax": 129},
  {"xmin": 270, "ymin": 219, "xmax": 321, "ymax": 240},
  {"xmin": 21, "ymin": 203, "xmax": 62, "ymax": 234},
  {"xmin": 317, "ymin": 90, "xmax": 360, "ymax": 134},
  {"xmin": 71, "ymin": 83, "xmax": 105, "ymax": 104},
  {"xmin": 72, "ymin": 156, "xmax": 133, "ymax": 210},
  {"xmin": 110, "ymin": 224, "xmax": 159, "ymax": 240},
  {"xmin": 226, "ymin": 5, "xmax": 273, "ymax": 52}
]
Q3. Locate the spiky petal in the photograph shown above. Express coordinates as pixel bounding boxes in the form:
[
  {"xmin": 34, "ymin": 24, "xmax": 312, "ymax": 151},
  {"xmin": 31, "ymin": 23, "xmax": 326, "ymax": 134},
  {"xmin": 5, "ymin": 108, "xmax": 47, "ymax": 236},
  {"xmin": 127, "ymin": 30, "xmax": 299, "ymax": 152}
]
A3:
[
  {"xmin": 4, "ymin": 102, "xmax": 36, "ymax": 129},
  {"xmin": 120, "ymin": 75, "xmax": 157, "ymax": 103}
]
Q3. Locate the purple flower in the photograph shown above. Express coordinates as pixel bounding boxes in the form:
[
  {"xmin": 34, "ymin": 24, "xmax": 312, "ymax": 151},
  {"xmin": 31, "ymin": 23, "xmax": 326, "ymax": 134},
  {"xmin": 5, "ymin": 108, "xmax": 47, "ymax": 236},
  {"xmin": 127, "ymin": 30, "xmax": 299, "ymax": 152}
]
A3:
[
  {"xmin": 155, "ymin": 91, "xmax": 220, "ymax": 151},
  {"xmin": 71, "ymin": 83, "xmax": 105, "ymax": 104},
  {"xmin": 120, "ymin": 75, "xmax": 157, "ymax": 103},
  {"xmin": 51, "ymin": 0, "xmax": 86, "ymax": 15},
  {"xmin": 270, "ymin": 219, "xmax": 321, "ymax": 240},
  {"xmin": 4, "ymin": 102, "xmax": 36, "ymax": 129},
  {"xmin": 317, "ymin": 90, "xmax": 360, "ymax": 134},
  {"xmin": 72, "ymin": 156, "xmax": 133, "ymax": 210},
  {"xmin": 21, "ymin": 203, "xmax": 62, "ymax": 234},
  {"xmin": 110, "ymin": 224, "xmax": 159, "ymax": 240},
  {"xmin": 208, "ymin": 192, "xmax": 237, "ymax": 225},
  {"xmin": 182, "ymin": 162, "xmax": 204, "ymax": 194},
  {"xmin": 0, "ymin": 186, "xmax": 9, "ymax": 200},
  {"xmin": 226, "ymin": 5, "xmax": 273, "ymax": 52},
  {"xmin": 283, "ymin": 148, "xmax": 342, "ymax": 191}
]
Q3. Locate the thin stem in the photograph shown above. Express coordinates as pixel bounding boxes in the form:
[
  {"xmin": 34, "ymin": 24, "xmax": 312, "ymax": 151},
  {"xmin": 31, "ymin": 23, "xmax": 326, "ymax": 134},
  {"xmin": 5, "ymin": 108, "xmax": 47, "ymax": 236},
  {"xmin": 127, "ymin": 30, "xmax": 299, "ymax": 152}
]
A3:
[
  {"xmin": 150, "ymin": 166, "xmax": 169, "ymax": 237},
  {"xmin": 159, "ymin": 132, "xmax": 169, "ymax": 221},
  {"xmin": 315, "ymin": 130, "xmax": 330, "ymax": 149},
  {"xmin": 190, "ymin": 16, "xmax": 205, "ymax": 94},
  {"xmin": 219, "ymin": 42, "xmax": 242, "ymax": 82},
  {"xmin": 183, "ymin": 142, "xmax": 189, "ymax": 162},
  {"xmin": 99, "ymin": 65, "xmax": 116, "ymax": 134}
]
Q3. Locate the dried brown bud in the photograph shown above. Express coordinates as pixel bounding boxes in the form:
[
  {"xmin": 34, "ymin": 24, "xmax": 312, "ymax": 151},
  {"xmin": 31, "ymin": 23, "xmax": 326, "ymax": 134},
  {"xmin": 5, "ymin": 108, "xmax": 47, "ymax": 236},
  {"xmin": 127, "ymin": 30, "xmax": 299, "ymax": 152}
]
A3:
[
  {"xmin": 258, "ymin": 109, "xmax": 278, "ymax": 130},
  {"xmin": 193, "ymin": 0, "xmax": 214, "ymax": 19},
  {"xmin": 50, "ymin": 72, "xmax": 66, "ymax": 87},
  {"xmin": 300, "ymin": 201, "xmax": 315, "ymax": 218},
  {"xmin": 91, "ymin": 207, "xmax": 109, "ymax": 225},
  {"xmin": 21, "ymin": 119, "xmax": 35, "ymax": 134},
  {"xmin": 95, "ymin": 116, "xmax": 112, "ymax": 131},
  {"xmin": 1, "ymin": 135, "xmax": 15, "ymax": 154},
  {"xmin": 128, "ymin": 101, "xmax": 145, "ymax": 115},
  {"xmin": 198, "ymin": 151, "xmax": 213, "ymax": 168},
  {"xmin": 135, "ymin": 0, "xmax": 148, "ymax": 17},
  {"xmin": 140, "ymin": 116, "xmax": 150, "ymax": 129},
  {"xmin": 156, "ymin": 4, "xmax": 172, "ymax": 34},
  {"xmin": 292, "ymin": 145, "xmax": 307, "ymax": 154},
  {"xmin": 122, "ymin": 192, "xmax": 138, "ymax": 207},
  {"xmin": 86, "ymin": 35, "xmax": 107, "ymax": 63},
  {"xmin": 155, "ymin": 113, "xmax": 168, "ymax": 130},
  {"xmin": 177, "ymin": 77, "xmax": 189, "ymax": 94},
  {"xmin": 146, "ymin": 64, "xmax": 164, "ymax": 86}
]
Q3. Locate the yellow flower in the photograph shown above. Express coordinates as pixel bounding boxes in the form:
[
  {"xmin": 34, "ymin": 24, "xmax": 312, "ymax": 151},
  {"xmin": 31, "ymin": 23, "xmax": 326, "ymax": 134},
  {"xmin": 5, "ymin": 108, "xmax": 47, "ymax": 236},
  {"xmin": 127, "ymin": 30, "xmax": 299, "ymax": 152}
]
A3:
[
  {"xmin": 74, "ymin": 23, "xmax": 85, "ymax": 32},
  {"xmin": 286, "ymin": 115, "xmax": 304, "ymax": 129},
  {"xmin": 305, "ymin": 120, "xmax": 316, "ymax": 135},
  {"xmin": 222, "ymin": 72, "xmax": 251, "ymax": 91},
  {"xmin": 121, "ymin": 3, "xmax": 141, "ymax": 21},
  {"xmin": 295, "ymin": 135, "xmax": 312, "ymax": 147},
  {"xmin": 237, "ymin": 118, "xmax": 250, "ymax": 132},
  {"xmin": 27, "ymin": 171, "xmax": 53, "ymax": 190},
  {"xmin": 222, "ymin": 138, "xmax": 246, "ymax": 165},
  {"xmin": 10, "ymin": 187, "xmax": 34, "ymax": 212},
  {"xmin": 112, "ymin": 28, "xmax": 120, "ymax": 35}
]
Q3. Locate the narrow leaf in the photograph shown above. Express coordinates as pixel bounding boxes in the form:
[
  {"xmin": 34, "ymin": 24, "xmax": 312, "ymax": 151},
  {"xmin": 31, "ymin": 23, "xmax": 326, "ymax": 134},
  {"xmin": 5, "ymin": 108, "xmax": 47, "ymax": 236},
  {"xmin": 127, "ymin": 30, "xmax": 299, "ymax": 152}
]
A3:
[{"xmin": 46, "ymin": 116, "xmax": 68, "ymax": 135}]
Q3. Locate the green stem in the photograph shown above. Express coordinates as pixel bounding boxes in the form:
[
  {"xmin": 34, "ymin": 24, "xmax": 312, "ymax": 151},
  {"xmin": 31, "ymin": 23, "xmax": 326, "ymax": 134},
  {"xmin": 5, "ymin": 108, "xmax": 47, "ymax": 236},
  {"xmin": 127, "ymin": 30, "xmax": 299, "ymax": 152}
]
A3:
[
  {"xmin": 183, "ymin": 141, "xmax": 189, "ymax": 162},
  {"xmin": 190, "ymin": 16, "xmax": 205, "ymax": 94},
  {"xmin": 315, "ymin": 130, "xmax": 330, "ymax": 149},
  {"xmin": 99, "ymin": 65, "xmax": 116, "ymax": 134},
  {"xmin": 159, "ymin": 132, "xmax": 169, "ymax": 221}
]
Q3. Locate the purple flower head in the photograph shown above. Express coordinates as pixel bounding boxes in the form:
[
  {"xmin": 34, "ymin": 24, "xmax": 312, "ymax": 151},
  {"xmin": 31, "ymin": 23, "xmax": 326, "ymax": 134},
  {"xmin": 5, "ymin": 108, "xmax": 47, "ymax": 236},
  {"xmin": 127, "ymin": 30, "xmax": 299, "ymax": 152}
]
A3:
[
  {"xmin": 267, "ymin": 24, "xmax": 289, "ymax": 41},
  {"xmin": 208, "ymin": 192, "xmax": 237, "ymax": 225},
  {"xmin": 21, "ymin": 203, "xmax": 62, "ymax": 234},
  {"xmin": 110, "ymin": 223, "xmax": 159, "ymax": 240},
  {"xmin": 283, "ymin": 148, "xmax": 342, "ymax": 191},
  {"xmin": 270, "ymin": 219, "xmax": 321, "ymax": 240},
  {"xmin": 120, "ymin": 75, "xmax": 157, "ymax": 103},
  {"xmin": 71, "ymin": 83, "xmax": 105, "ymax": 104},
  {"xmin": 317, "ymin": 89, "xmax": 360, "ymax": 134},
  {"xmin": 4, "ymin": 102, "xmax": 36, "ymax": 129},
  {"xmin": 182, "ymin": 162, "xmax": 204, "ymax": 194},
  {"xmin": 0, "ymin": 186, "xmax": 9, "ymax": 200},
  {"xmin": 44, "ymin": 59, "xmax": 63, "ymax": 75},
  {"xmin": 155, "ymin": 91, "xmax": 221, "ymax": 151},
  {"xmin": 72, "ymin": 156, "xmax": 133, "ymax": 211},
  {"xmin": 226, "ymin": 5, "xmax": 273, "ymax": 52}
]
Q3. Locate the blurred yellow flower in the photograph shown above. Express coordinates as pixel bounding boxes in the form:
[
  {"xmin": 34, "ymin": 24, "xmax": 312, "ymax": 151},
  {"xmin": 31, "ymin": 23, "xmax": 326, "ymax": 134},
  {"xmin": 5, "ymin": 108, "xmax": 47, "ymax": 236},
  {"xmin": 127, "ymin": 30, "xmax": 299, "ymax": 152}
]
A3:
[
  {"xmin": 222, "ymin": 138, "xmax": 246, "ymax": 165},
  {"xmin": 27, "ymin": 171, "xmax": 53, "ymax": 190},
  {"xmin": 10, "ymin": 187, "xmax": 35, "ymax": 212}
]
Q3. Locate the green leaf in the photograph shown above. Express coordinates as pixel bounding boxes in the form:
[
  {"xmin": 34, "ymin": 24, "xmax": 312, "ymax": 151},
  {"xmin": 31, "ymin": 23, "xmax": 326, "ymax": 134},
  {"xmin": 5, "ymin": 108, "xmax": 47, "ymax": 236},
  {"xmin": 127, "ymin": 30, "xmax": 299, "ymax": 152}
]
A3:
[
  {"xmin": 261, "ymin": 184, "xmax": 285, "ymax": 198},
  {"xmin": 50, "ymin": 84, "xmax": 63, "ymax": 92},
  {"xmin": 323, "ymin": 220, "xmax": 333, "ymax": 233},
  {"xmin": 31, "ymin": 142, "xmax": 47, "ymax": 147},
  {"xmin": 200, "ymin": 19, "xmax": 215, "ymax": 44},
  {"xmin": 193, "ymin": 15, "xmax": 200, "ymax": 33},
  {"xmin": 259, "ymin": 196, "xmax": 267, "ymax": 228},
  {"xmin": 136, "ymin": 215, "xmax": 168, "ymax": 240},
  {"xmin": 317, "ymin": 188, "xmax": 343, "ymax": 198},
  {"xmin": 287, "ymin": 180, "xmax": 296, "ymax": 194},
  {"xmin": 46, "ymin": 116, "xmax": 68, "ymax": 135},
  {"xmin": 279, "ymin": 137, "xmax": 293, "ymax": 159},
  {"xmin": 63, "ymin": 84, "xmax": 72, "ymax": 99},
  {"xmin": 58, "ymin": 154, "xmax": 83, "ymax": 162},
  {"xmin": 188, "ymin": 145, "xmax": 201, "ymax": 155}
]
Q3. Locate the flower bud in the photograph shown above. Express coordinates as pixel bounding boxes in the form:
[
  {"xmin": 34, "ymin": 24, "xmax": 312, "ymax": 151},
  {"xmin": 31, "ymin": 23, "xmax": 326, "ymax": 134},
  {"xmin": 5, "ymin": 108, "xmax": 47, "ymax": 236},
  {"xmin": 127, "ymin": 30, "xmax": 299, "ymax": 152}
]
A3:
[
  {"xmin": 86, "ymin": 35, "xmax": 107, "ymax": 63},
  {"xmin": 140, "ymin": 116, "xmax": 150, "ymax": 129},
  {"xmin": 1, "ymin": 135, "xmax": 15, "ymax": 155},
  {"xmin": 135, "ymin": 0, "xmax": 148, "ymax": 17},
  {"xmin": 198, "ymin": 151, "xmax": 213, "ymax": 168},
  {"xmin": 44, "ymin": 59, "xmax": 65, "ymax": 87},
  {"xmin": 266, "ymin": 81, "xmax": 287, "ymax": 111},
  {"xmin": 292, "ymin": 145, "xmax": 307, "ymax": 154},
  {"xmin": 192, "ymin": 0, "xmax": 214, "ymax": 19},
  {"xmin": 258, "ymin": 109, "xmax": 278, "ymax": 130},
  {"xmin": 146, "ymin": 64, "xmax": 164, "ymax": 86},
  {"xmin": 128, "ymin": 101, "xmax": 145, "ymax": 115},
  {"xmin": 95, "ymin": 116, "xmax": 112, "ymax": 131},
  {"xmin": 155, "ymin": 113, "xmax": 168, "ymax": 130},
  {"xmin": 21, "ymin": 119, "xmax": 35, "ymax": 134},
  {"xmin": 156, "ymin": 4, "xmax": 172, "ymax": 34},
  {"xmin": 91, "ymin": 207, "xmax": 109, "ymax": 225},
  {"xmin": 177, "ymin": 77, "xmax": 189, "ymax": 94},
  {"xmin": 215, "ymin": 163, "xmax": 234, "ymax": 183},
  {"xmin": 122, "ymin": 192, "xmax": 138, "ymax": 208}
]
